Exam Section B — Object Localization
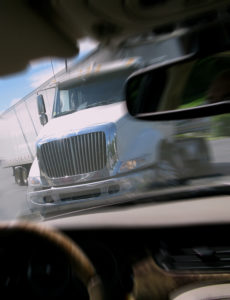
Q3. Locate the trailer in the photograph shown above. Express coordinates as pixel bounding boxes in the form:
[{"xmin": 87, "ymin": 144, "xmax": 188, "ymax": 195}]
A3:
[{"xmin": 0, "ymin": 82, "xmax": 55, "ymax": 185}]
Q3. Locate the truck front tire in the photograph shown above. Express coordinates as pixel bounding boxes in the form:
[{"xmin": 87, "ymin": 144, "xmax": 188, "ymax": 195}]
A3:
[{"xmin": 14, "ymin": 166, "xmax": 28, "ymax": 186}]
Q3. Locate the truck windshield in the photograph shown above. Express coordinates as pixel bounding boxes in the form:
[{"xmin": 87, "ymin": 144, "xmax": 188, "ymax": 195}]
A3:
[{"xmin": 53, "ymin": 73, "xmax": 129, "ymax": 117}]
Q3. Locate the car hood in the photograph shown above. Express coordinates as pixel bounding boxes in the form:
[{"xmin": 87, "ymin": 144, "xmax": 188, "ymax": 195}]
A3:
[{"xmin": 37, "ymin": 102, "xmax": 127, "ymax": 141}]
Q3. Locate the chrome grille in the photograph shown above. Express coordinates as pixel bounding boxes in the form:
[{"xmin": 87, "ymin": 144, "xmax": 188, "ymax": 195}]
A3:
[{"xmin": 39, "ymin": 132, "xmax": 106, "ymax": 178}]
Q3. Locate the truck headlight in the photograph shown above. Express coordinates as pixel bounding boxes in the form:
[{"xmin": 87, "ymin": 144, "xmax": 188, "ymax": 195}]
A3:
[
  {"xmin": 28, "ymin": 176, "xmax": 43, "ymax": 192},
  {"xmin": 28, "ymin": 176, "xmax": 42, "ymax": 186},
  {"xmin": 119, "ymin": 157, "xmax": 149, "ymax": 173}
]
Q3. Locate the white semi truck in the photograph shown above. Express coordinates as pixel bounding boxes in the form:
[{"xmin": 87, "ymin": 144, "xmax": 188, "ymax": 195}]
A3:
[
  {"xmin": 27, "ymin": 57, "xmax": 174, "ymax": 215},
  {"xmin": 27, "ymin": 57, "xmax": 211, "ymax": 216}
]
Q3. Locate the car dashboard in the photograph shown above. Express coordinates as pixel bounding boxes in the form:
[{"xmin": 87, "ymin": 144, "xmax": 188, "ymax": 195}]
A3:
[
  {"xmin": 64, "ymin": 225, "xmax": 230, "ymax": 300},
  {"xmin": 1, "ymin": 196, "xmax": 230, "ymax": 300}
]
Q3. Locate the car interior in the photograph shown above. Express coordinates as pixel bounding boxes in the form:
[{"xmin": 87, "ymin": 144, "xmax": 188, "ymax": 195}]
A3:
[{"xmin": 1, "ymin": 1, "xmax": 230, "ymax": 300}]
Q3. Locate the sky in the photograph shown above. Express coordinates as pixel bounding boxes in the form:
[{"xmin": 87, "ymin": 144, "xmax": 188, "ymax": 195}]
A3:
[{"xmin": 0, "ymin": 38, "xmax": 97, "ymax": 113}]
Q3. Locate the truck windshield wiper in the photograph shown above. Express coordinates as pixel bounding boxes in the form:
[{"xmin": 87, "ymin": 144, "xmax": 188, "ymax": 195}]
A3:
[{"xmin": 53, "ymin": 109, "xmax": 76, "ymax": 118}]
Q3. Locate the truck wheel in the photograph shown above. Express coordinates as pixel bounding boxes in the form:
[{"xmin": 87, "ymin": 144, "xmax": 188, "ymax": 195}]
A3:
[
  {"xmin": 15, "ymin": 167, "xmax": 28, "ymax": 186},
  {"xmin": 15, "ymin": 167, "xmax": 23, "ymax": 185}
]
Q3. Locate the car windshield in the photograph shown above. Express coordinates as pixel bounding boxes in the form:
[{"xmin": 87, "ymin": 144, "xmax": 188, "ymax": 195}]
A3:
[{"xmin": 1, "ymin": 34, "xmax": 230, "ymax": 222}]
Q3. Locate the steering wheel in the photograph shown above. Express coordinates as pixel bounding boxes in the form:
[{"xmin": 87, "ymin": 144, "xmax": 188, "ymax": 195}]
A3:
[{"xmin": 0, "ymin": 222, "xmax": 104, "ymax": 300}]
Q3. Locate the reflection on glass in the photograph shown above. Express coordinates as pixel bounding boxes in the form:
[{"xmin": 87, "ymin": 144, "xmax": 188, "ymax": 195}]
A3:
[
  {"xmin": 180, "ymin": 56, "xmax": 230, "ymax": 109},
  {"xmin": 127, "ymin": 51, "xmax": 230, "ymax": 114}
]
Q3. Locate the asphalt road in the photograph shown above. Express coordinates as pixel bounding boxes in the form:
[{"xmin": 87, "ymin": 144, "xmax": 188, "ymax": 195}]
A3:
[{"xmin": 0, "ymin": 138, "xmax": 229, "ymax": 221}]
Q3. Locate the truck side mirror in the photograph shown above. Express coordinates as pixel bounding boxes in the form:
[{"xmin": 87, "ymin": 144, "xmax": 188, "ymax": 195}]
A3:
[
  {"xmin": 37, "ymin": 94, "xmax": 46, "ymax": 114},
  {"xmin": 37, "ymin": 94, "xmax": 48, "ymax": 126}
]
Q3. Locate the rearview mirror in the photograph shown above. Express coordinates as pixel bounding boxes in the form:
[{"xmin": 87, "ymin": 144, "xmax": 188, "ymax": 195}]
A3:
[{"xmin": 126, "ymin": 51, "xmax": 230, "ymax": 121}]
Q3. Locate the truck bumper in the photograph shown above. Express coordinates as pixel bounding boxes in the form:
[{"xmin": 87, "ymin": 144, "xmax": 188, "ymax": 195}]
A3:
[{"xmin": 27, "ymin": 168, "xmax": 157, "ymax": 216}]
